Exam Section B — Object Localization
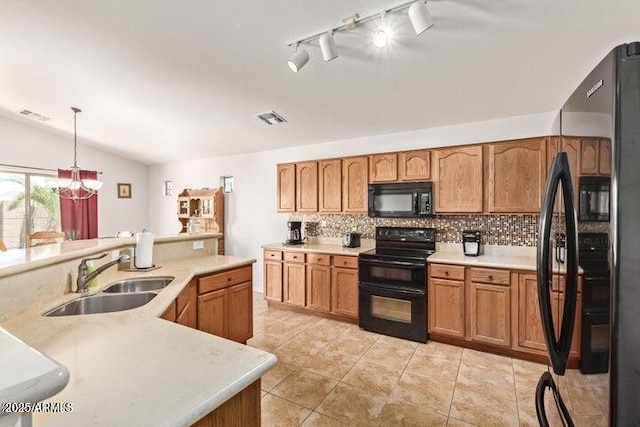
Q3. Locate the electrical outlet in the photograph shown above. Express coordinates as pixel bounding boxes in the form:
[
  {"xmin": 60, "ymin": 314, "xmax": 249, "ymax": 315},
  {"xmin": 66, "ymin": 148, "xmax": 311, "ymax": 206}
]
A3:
[{"xmin": 193, "ymin": 240, "xmax": 204, "ymax": 250}]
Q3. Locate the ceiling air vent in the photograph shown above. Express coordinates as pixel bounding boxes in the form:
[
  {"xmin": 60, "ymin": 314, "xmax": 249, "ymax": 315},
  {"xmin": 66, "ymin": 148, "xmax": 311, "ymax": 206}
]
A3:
[
  {"xmin": 19, "ymin": 109, "xmax": 51, "ymax": 122},
  {"xmin": 256, "ymin": 111, "xmax": 287, "ymax": 126}
]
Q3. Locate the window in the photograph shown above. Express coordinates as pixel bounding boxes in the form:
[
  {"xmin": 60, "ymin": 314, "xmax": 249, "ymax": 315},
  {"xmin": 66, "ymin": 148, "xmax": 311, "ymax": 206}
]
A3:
[{"xmin": 0, "ymin": 170, "xmax": 61, "ymax": 249}]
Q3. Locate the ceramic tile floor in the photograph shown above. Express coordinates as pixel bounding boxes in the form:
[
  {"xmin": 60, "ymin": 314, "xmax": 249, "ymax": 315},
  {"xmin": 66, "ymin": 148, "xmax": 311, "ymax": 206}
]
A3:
[{"xmin": 249, "ymin": 293, "xmax": 608, "ymax": 427}]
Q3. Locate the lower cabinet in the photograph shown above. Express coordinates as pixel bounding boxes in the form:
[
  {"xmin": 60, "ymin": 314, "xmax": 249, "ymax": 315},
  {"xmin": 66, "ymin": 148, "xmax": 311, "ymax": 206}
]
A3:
[
  {"xmin": 516, "ymin": 273, "xmax": 547, "ymax": 352},
  {"xmin": 197, "ymin": 265, "xmax": 253, "ymax": 344},
  {"xmin": 263, "ymin": 250, "xmax": 359, "ymax": 320},
  {"xmin": 160, "ymin": 279, "xmax": 197, "ymax": 327},
  {"xmin": 428, "ymin": 278, "xmax": 465, "ymax": 338},
  {"xmin": 469, "ymin": 281, "xmax": 511, "ymax": 347}
]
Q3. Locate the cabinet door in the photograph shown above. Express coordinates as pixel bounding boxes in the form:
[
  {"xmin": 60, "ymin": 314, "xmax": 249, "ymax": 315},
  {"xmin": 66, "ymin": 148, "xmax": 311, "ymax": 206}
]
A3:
[
  {"xmin": 318, "ymin": 159, "xmax": 342, "ymax": 212},
  {"xmin": 228, "ymin": 282, "xmax": 253, "ymax": 343},
  {"xmin": 487, "ymin": 138, "xmax": 547, "ymax": 213},
  {"xmin": 277, "ymin": 164, "xmax": 296, "ymax": 212},
  {"xmin": 307, "ymin": 264, "xmax": 331, "ymax": 312},
  {"xmin": 283, "ymin": 262, "xmax": 306, "ymax": 306},
  {"xmin": 342, "ymin": 156, "xmax": 368, "ymax": 213},
  {"xmin": 580, "ymin": 138, "xmax": 600, "ymax": 175},
  {"xmin": 161, "ymin": 300, "xmax": 177, "ymax": 322},
  {"xmin": 296, "ymin": 161, "xmax": 318, "ymax": 212},
  {"xmin": 176, "ymin": 280, "xmax": 197, "ymax": 329},
  {"xmin": 331, "ymin": 267, "xmax": 358, "ymax": 318},
  {"xmin": 263, "ymin": 260, "xmax": 283, "ymax": 302},
  {"xmin": 428, "ymin": 278, "xmax": 465, "ymax": 338},
  {"xmin": 432, "ymin": 146, "xmax": 483, "ymax": 213},
  {"xmin": 469, "ymin": 282, "xmax": 511, "ymax": 347},
  {"xmin": 553, "ymin": 291, "xmax": 581, "ymax": 358},
  {"xmin": 369, "ymin": 153, "xmax": 398, "ymax": 183},
  {"xmin": 599, "ymin": 139, "xmax": 611, "ymax": 175},
  {"xmin": 198, "ymin": 289, "xmax": 228, "ymax": 338},
  {"xmin": 398, "ymin": 150, "xmax": 430, "ymax": 181},
  {"xmin": 516, "ymin": 273, "xmax": 547, "ymax": 352}
]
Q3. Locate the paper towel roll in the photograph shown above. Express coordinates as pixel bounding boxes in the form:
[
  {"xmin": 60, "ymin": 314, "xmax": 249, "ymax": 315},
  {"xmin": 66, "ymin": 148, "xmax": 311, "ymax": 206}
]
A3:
[{"xmin": 135, "ymin": 230, "xmax": 154, "ymax": 269}]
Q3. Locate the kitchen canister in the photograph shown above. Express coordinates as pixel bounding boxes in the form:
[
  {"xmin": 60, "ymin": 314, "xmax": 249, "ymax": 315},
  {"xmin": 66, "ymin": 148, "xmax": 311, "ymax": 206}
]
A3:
[{"xmin": 135, "ymin": 229, "xmax": 154, "ymax": 269}]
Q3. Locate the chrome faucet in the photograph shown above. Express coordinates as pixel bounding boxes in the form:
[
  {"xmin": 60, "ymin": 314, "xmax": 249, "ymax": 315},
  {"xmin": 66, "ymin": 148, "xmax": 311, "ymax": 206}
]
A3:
[{"xmin": 76, "ymin": 252, "xmax": 131, "ymax": 293}]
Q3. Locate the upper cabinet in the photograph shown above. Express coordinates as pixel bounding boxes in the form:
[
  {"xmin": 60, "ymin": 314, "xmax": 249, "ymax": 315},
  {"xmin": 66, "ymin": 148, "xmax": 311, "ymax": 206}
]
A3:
[
  {"xmin": 295, "ymin": 161, "xmax": 318, "ymax": 212},
  {"xmin": 579, "ymin": 138, "xmax": 611, "ymax": 176},
  {"xmin": 342, "ymin": 156, "xmax": 368, "ymax": 213},
  {"xmin": 277, "ymin": 163, "xmax": 296, "ymax": 212},
  {"xmin": 318, "ymin": 159, "xmax": 342, "ymax": 213},
  {"xmin": 433, "ymin": 146, "xmax": 483, "ymax": 213},
  {"xmin": 487, "ymin": 138, "xmax": 547, "ymax": 213},
  {"xmin": 369, "ymin": 153, "xmax": 398, "ymax": 183},
  {"xmin": 599, "ymin": 139, "xmax": 611, "ymax": 175},
  {"xmin": 398, "ymin": 150, "xmax": 430, "ymax": 182}
]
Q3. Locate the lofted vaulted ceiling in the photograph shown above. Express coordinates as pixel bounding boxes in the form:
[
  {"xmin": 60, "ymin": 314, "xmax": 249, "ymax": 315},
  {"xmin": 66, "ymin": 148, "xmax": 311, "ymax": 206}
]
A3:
[{"xmin": 1, "ymin": 0, "xmax": 639, "ymax": 165}]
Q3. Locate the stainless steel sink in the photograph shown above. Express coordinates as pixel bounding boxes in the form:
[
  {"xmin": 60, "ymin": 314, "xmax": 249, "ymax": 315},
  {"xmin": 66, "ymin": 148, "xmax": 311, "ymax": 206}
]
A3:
[
  {"xmin": 102, "ymin": 276, "xmax": 175, "ymax": 294},
  {"xmin": 44, "ymin": 293, "xmax": 157, "ymax": 317}
]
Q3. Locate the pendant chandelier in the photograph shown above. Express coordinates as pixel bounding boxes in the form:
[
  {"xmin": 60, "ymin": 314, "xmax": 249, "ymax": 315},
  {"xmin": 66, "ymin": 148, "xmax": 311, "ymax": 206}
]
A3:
[{"xmin": 55, "ymin": 107, "xmax": 103, "ymax": 201}]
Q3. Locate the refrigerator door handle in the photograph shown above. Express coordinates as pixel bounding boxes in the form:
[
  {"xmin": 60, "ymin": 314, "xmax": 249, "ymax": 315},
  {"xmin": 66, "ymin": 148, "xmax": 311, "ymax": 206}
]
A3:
[
  {"xmin": 537, "ymin": 152, "xmax": 579, "ymax": 375},
  {"xmin": 535, "ymin": 371, "xmax": 575, "ymax": 427}
]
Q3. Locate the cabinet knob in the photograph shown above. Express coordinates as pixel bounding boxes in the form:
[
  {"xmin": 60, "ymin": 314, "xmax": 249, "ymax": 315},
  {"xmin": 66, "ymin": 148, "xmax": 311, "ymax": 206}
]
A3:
[
  {"xmin": 344, "ymin": 261, "xmax": 347, "ymax": 265},
  {"xmin": 489, "ymin": 275, "xmax": 493, "ymax": 280},
  {"xmin": 445, "ymin": 271, "xmax": 449, "ymax": 276},
  {"xmin": 318, "ymin": 258, "xmax": 322, "ymax": 262},
  {"xmin": 227, "ymin": 277, "xmax": 232, "ymax": 281}
]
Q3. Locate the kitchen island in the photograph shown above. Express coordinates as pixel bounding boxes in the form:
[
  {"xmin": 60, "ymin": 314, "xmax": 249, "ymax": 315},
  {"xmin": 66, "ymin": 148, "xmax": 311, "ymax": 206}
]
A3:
[{"xmin": 0, "ymin": 236, "xmax": 276, "ymax": 427}]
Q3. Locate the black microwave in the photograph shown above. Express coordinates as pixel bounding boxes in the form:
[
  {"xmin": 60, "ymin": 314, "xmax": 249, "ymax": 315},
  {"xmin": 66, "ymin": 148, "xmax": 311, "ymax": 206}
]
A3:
[
  {"xmin": 368, "ymin": 182, "xmax": 433, "ymax": 218},
  {"xmin": 579, "ymin": 176, "xmax": 610, "ymax": 222}
]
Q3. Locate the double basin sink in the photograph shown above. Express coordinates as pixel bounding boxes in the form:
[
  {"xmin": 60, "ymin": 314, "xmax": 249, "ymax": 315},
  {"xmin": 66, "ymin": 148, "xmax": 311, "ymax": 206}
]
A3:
[{"xmin": 43, "ymin": 276, "xmax": 175, "ymax": 317}]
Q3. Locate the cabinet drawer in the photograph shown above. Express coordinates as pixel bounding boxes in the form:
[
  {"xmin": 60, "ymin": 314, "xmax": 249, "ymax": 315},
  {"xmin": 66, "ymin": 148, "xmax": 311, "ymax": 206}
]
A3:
[
  {"xmin": 307, "ymin": 253, "xmax": 330, "ymax": 266},
  {"xmin": 430, "ymin": 264, "xmax": 465, "ymax": 281},
  {"xmin": 198, "ymin": 265, "xmax": 252, "ymax": 294},
  {"xmin": 284, "ymin": 252, "xmax": 306, "ymax": 263},
  {"xmin": 470, "ymin": 268, "xmax": 510, "ymax": 286},
  {"xmin": 264, "ymin": 250, "xmax": 283, "ymax": 261},
  {"xmin": 333, "ymin": 255, "xmax": 358, "ymax": 269}
]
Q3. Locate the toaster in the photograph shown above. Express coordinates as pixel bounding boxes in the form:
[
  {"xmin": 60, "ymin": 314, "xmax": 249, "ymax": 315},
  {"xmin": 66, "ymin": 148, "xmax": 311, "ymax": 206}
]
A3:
[{"xmin": 342, "ymin": 232, "xmax": 361, "ymax": 248}]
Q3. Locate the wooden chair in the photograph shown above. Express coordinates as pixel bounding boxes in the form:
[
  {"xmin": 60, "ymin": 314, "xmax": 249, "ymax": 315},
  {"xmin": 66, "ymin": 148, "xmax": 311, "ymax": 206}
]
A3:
[{"xmin": 26, "ymin": 231, "xmax": 65, "ymax": 247}]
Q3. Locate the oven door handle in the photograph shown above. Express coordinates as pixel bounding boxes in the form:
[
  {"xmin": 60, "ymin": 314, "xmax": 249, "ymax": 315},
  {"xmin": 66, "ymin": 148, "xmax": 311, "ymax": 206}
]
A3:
[
  {"xmin": 360, "ymin": 258, "xmax": 425, "ymax": 268},
  {"xmin": 359, "ymin": 281, "xmax": 425, "ymax": 296}
]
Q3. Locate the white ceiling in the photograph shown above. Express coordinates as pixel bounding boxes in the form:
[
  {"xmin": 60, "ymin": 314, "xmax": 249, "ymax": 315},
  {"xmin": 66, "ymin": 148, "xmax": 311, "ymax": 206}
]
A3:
[{"xmin": 1, "ymin": 0, "xmax": 639, "ymax": 165}]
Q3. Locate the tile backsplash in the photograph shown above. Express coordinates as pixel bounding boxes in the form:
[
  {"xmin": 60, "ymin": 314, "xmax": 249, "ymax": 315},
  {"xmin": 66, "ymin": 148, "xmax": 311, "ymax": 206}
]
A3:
[{"xmin": 290, "ymin": 214, "xmax": 610, "ymax": 247}]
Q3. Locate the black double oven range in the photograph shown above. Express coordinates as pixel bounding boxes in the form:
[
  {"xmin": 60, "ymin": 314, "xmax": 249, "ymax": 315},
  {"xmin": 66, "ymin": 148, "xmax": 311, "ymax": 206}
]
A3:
[{"xmin": 358, "ymin": 227, "xmax": 435, "ymax": 343}]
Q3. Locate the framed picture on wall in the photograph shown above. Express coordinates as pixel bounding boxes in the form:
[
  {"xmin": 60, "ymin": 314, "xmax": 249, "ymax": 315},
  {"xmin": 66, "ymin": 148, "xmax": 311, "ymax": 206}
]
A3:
[
  {"xmin": 118, "ymin": 183, "xmax": 132, "ymax": 199},
  {"xmin": 221, "ymin": 176, "xmax": 233, "ymax": 193}
]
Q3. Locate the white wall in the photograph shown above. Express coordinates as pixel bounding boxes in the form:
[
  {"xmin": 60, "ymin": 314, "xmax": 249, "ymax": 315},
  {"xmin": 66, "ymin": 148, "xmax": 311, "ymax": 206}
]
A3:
[
  {"xmin": 0, "ymin": 115, "xmax": 149, "ymax": 236},
  {"xmin": 149, "ymin": 111, "xmax": 558, "ymax": 291}
]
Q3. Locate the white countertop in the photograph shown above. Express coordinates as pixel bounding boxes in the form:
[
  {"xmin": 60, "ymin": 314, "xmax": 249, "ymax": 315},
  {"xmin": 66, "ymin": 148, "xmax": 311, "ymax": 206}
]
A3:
[
  {"xmin": 262, "ymin": 241, "xmax": 374, "ymax": 256},
  {"xmin": 429, "ymin": 251, "xmax": 539, "ymax": 271},
  {"xmin": 0, "ymin": 233, "xmax": 222, "ymax": 279},
  {"xmin": 0, "ymin": 255, "xmax": 276, "ymax": 427},
  {"xmin": 0, "ymin": 327, "xmax": 69, "ymax": 407}
]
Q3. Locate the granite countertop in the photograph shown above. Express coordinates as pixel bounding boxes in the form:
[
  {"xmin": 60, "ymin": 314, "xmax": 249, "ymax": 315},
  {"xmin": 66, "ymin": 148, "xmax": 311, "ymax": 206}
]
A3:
[
  {"xmin": 261, "ymin": 241, "xmax": 374, "ymax": 256},
  {"xmin": 0, "ymin": 255, "xmax": 276, "ymax": 427}
]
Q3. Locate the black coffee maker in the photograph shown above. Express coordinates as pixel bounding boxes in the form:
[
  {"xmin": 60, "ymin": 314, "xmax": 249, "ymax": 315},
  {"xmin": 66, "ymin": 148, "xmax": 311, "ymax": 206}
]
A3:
[
  {"xmin": 286, "ymin": 221, "xmax": 303, "ymax": 245},
  {"xmin": 462, "ymin": 230, "xmax": 483, "ymax": 256}
]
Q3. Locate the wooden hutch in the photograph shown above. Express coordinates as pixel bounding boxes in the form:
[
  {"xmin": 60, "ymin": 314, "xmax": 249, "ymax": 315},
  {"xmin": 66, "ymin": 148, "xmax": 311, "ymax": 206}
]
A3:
[{"xmin": 177, "ymin": 187, "xmax": 224, "ymax": 254}]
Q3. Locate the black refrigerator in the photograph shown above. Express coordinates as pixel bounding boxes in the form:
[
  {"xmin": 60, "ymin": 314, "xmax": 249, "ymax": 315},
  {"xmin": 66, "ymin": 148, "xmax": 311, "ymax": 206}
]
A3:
[{"xmin": 536, "ymin": 42, "xmax": 640, "ymax": 426}]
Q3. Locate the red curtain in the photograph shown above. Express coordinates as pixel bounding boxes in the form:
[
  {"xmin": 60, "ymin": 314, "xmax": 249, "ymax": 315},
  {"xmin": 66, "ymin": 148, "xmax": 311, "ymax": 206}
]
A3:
[{"xmin": 59, "ymin": 169, "xmax": 98, "ymax": 240}]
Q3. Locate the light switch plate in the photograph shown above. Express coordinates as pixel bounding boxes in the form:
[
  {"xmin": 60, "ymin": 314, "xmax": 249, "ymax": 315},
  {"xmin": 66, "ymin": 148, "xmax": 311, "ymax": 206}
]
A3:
[{"xmin": 193, "ymin": 240, "xmax": 204, "ymax": 250}]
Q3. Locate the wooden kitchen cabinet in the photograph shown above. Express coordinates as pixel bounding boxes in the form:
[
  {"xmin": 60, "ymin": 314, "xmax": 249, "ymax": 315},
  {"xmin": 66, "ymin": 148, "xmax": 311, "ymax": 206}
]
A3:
[
  {"xmin": 318, "ymin": 159, "xmax": 342, "ymax": 212},
  {"xmin": 468, "ymin": 268, "xmax": 511, "ymax": 347},
  {"xmin": 549, "ymin": 137, "xmax": 580, "ymax": 210},
  {"xmin": 331, "ymin": 265, "xmax": 358, "ymax": 318},
  {"xmin": 487, "ymin": 138, "xmax": 547, "ymax": 213},
  {"xmin": 296, "ymin": 161, "xmax": 318, "ymax": 212},
  {"xmin": 176, "ymin": 279, "xmax": 197, "ymax": 329},
  {"xmin": 277, "ymin": 163, "xmax": 296, "ymax": 212},
  {"xmin": 428, "ymin": 277, "xmax": 465, "ymax": 338},
  {"xmin": 432, "ymin": 146, "xmax": 483, "ymax": 213},
  {"xmin": 160, "ymin": 300, "xmax": 177, "ymax": 322},
  {"xmin": 263, "ymin": 250, "xmax": 283, "ymax": 302},
  {"xmin": 342, "ymin": 156, "xmax": 368, "ymax": 213},
  {"xmin": 283, "ymin": 252, "xmax": 306, "ymax": 307},
  {"xmin": 598, "ymin": 139, "xmax": 611, "ymax": 175},
  {"xmin": 398, "ymin": 150, "xmax": 430, "ymax": 181},
  {"xmin": 515, "ymin": 273, "xmax": 547, "ymax": 353},
  {"xmin": 197, "ymin": 265, "xmax": 253, "ymax": 343},
  {"xmin": 554, "ymin": 290, "xmax": 582, "ymax": 358},
  {"xmin": 307, "ymin": 262, "xmax": 331, "ymax": 312},
  {"xmin": 369, "ymin": 153, "xmax": 398, "ymax": 183},
  {"xmin": 580, "ymin": 138, "xmax": 600, "ymax": 175}
]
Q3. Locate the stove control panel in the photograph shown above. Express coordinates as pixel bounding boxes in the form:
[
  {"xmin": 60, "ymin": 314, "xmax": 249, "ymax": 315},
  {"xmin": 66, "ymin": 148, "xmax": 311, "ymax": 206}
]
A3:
[{"xmin": 375, "ymin": 227, "xmax": 436, "ymax": 242}]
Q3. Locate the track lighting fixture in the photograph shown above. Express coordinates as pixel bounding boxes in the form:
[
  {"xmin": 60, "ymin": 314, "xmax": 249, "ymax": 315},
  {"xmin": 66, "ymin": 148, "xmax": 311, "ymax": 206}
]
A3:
[
  {"xmin": 408, "ymin": 0, "xmax": 434, "ymax": 35},
  {"xmin": 288, "ymin": 44, "xmax": 309, "ymax": 72},
  {"xmin": 319, "ymin": 32, "xmax": 338, "ymax": 62},
  {"xmin": 286, "ymin": 0, "xmax": 436, "ymax": 72}
]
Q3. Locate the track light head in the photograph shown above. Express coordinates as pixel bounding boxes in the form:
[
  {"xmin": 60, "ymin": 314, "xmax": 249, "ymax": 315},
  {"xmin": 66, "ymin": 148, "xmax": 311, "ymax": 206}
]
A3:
[
  {"xmin": 408, "ymin": 0, "xmax": 434, "ymax": 35},
  {"xmin": 319, "ymin": 32, "xmax": 338, "ymax": 62},
  {"xmin": 373, "ymin": 30, "xmax": 388, "ymax": 48},
  {"xmin": 288, "ymin": 47, "xmax": 309, "ymax": 72}
]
